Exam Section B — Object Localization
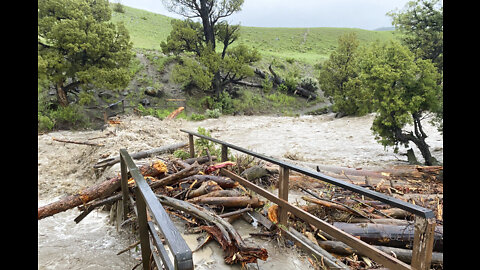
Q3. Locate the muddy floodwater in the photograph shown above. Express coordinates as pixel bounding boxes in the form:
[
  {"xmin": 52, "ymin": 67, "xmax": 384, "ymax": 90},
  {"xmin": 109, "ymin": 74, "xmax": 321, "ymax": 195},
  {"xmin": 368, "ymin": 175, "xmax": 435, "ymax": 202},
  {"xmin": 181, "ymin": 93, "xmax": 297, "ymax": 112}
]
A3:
[{"xmin": 38, "ymin": 113, "xmax": 443, "ymax": 269}]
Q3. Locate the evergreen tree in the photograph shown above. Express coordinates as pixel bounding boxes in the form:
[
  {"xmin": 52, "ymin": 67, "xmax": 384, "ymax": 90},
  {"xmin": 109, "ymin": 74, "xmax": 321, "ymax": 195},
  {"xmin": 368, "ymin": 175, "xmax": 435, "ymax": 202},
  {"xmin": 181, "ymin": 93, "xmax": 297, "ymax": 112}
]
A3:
[{"xmin": 38, "ymin": 0, "xmax": 133, "ymax": 107}]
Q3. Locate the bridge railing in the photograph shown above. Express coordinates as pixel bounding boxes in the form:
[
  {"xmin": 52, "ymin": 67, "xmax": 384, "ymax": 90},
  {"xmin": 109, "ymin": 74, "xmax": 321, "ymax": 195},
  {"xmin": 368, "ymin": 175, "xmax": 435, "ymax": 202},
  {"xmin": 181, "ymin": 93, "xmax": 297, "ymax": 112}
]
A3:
[
  {"xmin": 180, "ymin": 129, "xmax": 437, "ymax": 270},
  {"xmin": 120, "ymin": 149, "xmax": 193, "ymax": 270}
]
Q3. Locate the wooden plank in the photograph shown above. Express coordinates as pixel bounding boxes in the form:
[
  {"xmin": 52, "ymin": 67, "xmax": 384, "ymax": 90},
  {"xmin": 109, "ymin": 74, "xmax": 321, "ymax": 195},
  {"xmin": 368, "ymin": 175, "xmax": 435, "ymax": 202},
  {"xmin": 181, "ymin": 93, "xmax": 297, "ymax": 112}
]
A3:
[
  {"xmin": 221, "ymin": 144, "xmax": 228, "ymax": 162},
  {"xmin": 278, "ymin": 166, "xmax": 289, "ymax": 225},
  {"xmin": 148, "ymin": 221, "xmax": 174, "ymax": 270},
  {"xmin": 284, "ymin": 227, "xmax": 349, "ymax": 269},
  {"xmin": 134, "ymin": 187, "xmax": 152, "ymax": 270},
  {"xmin": 411, "ymin": 217, "xmax": 436, "ymax": 270},
  {"xmin": 188, "ymin": 134, "xmax": 195, "ymax": 158},
  {"xmin": 221, "ymin": 169, "xmax": 412, "ymax": 270},
  {"xmin": 120, "ymin": 153, "xmax": 129, "ymax": 221}
]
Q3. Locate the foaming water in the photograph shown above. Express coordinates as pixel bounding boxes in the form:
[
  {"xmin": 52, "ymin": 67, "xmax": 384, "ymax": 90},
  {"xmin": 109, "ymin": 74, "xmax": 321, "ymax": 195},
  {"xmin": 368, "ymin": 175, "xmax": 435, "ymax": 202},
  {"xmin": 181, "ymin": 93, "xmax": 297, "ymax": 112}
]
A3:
[{"xmin": 38, "ymin": 198, "xmax": 139, "ymax": 269}]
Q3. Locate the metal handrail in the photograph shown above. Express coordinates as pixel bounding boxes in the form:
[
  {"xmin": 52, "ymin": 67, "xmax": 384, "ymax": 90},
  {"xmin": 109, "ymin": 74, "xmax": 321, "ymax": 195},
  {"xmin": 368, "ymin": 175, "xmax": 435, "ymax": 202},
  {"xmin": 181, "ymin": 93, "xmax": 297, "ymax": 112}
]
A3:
[
  {"xmin": 120, "ymin": 149, "xmax": 193, "ymax": 270},
  {"xmin": 179, "ymin": 129, "xmax": 434, "ymax": 218}
]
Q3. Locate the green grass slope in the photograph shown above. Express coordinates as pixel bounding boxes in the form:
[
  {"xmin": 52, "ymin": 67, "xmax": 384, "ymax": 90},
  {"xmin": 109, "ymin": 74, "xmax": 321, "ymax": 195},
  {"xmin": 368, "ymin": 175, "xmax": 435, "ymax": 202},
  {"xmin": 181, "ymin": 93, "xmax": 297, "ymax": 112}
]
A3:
[{"xmin": 111, "ymin": 5, "xmax": 397, "ymax": 65}]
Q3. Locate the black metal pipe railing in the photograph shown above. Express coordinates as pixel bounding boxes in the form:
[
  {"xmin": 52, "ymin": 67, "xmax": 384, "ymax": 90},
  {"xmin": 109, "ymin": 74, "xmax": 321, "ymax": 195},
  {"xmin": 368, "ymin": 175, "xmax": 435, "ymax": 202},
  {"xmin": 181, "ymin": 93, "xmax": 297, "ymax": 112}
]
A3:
[{"xmin": 179, "ymin": 129, "xmax": 434, "ymax": 218}]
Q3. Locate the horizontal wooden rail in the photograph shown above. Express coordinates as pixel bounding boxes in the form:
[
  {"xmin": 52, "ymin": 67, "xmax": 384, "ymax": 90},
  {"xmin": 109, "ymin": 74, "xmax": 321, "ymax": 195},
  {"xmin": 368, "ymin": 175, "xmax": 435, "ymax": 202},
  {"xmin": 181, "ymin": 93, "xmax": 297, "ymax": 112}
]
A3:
[{"xmin": 120, "ymin": 149, "xmax": 193, "ymax": 270}]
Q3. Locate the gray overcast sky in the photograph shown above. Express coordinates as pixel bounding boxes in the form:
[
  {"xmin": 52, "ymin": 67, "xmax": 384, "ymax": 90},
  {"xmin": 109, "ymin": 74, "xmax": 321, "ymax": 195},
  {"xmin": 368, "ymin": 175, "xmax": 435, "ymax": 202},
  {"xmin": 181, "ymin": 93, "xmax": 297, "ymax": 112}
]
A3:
[{"xmin": 117, "ymin": 0, "xmax": 412, "ymax": 30}]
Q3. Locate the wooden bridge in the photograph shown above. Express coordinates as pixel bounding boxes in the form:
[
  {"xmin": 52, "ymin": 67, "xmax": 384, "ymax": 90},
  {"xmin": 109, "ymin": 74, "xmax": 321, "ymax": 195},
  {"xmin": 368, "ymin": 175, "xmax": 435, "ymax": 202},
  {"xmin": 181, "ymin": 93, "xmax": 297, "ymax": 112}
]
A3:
[{"xmin": 118, "ymin": 129, "xmax": 437, "ymax": 270}]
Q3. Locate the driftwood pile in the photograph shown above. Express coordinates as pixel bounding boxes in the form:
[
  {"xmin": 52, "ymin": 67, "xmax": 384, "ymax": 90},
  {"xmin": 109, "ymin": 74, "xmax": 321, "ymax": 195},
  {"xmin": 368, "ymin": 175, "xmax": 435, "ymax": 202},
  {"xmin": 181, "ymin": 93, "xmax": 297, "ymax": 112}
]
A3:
[
  {"xmin": 38, "ymin": 150, "xmax": 269, "ymax": 267},
  {"xmin": 38, "ymin": 141, "xmax": 443, "ymax": 269},
  {"xmin": 276, "ymin": 164, "xmax": 444, "ymax": 269}
]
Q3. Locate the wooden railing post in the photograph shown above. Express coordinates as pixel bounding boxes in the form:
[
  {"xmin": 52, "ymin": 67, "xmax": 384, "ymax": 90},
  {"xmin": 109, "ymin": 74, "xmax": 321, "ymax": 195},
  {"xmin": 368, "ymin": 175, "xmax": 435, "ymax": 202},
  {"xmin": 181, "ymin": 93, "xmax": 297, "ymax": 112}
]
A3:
[
  {"xmin": 221, "ymin": 144, "xmax": 228, "ymax": 162},
  {"xmin": 188, "ymin": 134, "xmax": 195, "ymax": 158},
  {"xmin": 411, "ymin": 216, "xmax": 436, "ymax": 270},
  {"xmin": 278, "ymin": 166, "xmax": 289, "ymax": 225},
  {"xmin": 135, "ymin": 187, "xmax": 152, "ymax": 270},
  {"xmin": 120, "ymin": 150, "xmax": 129, "ymax": 221}
]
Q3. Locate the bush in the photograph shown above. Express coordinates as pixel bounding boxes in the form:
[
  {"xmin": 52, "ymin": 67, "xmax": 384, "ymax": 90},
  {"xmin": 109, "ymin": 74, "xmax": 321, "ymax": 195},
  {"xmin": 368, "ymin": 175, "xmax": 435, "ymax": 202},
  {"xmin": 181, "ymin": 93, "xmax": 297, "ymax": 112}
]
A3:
[
  {"xmin": 205, "ymin": 108, "xmax": 221, "ymax": 118},
  {"xmin": 172, "ymin": 57, "xmax": 213, "ymax": 91},
  {"xmin": 277, "ymin": 84, "xmax": 289, "ymax": 93},
  {"xmin": 113, "ymin": 3, "xmax": 125, "ymax": 13},
  {"xmin": 299, "ymin": 77, "xmax": 318, "ymax": 92},
  {"xmin": 173, "ymin": 149, "xmax": 190, "ymax": 160},
  {"xmin": 189, "ymin": 113, "xmax": 206, "ymax": 121},
  {"xmin": 49, "ymin": 104, "xmax": 89, "ymax": 129},
  {"xmin": 261, "ymin": 78, "xmax": 273, "ymax": 94},
  {"xmin": 38, "ymin": 114, "xmax": 54, "ymax": 132}
]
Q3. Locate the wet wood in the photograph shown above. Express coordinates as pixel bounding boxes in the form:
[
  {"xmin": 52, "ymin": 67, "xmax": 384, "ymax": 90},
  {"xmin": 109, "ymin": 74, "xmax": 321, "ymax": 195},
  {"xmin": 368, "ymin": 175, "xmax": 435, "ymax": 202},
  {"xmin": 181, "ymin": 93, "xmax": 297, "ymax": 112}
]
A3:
[
  {"xmin": 184, "ymin": 155, "xmax": 217, "ymax": 165},
  {"xmin": 187, "ymin": 196, "xmax": 264, "ymax": 208},
  {"xmin": 166, "ymin": 106, "xmax": 184, "ymax": 119},
  {"xmin": 194, "ymin": 189, "xmax": 242, "ymax": 199},
  {"xmin": 186, "ymin": 180, "xmax": 223, "ymax": 199},
  {"xmin": 149, "ymin": 162, "xmax": 201, "ymax": 189},
  {"xmin": 156, "ymin": 194, "xmax": 268, "ymax": 265},
  {"xmin": 332, "ymin": 222, "xmax": 443, "ymax": 252},
  {"xmin": 52, "ymin": 137, "xmax": 104, "ymax": 147},
  {"xmin": 284, "ymin": 227, "xmax": 349, "ymax": 269},
  {"xmin": 183, "ymin": 175, "xmax": 237, "ymax": 189},
  {"xmin": 38, "ymin": 176, "xmax": 121, "ymax": 220},
  {"xmin": 317, "ymin": 240, "xmax": 443, "ymax": 265},
  {"xmin": 94, "ymin": 142, "xmax": 188, "ymax": 168}
]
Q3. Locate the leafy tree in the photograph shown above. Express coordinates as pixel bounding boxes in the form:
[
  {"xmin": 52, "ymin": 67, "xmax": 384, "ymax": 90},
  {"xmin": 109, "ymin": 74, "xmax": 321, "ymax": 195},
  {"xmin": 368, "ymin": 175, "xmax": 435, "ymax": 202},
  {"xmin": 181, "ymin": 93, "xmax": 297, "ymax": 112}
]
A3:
[
  {"xmin": 358, "ymin": 41, "xmax": 442, "ymax": 165},
  {"xmin": 160, "ymin": 0, "xmax": 256, "ymax": 96},
  {"xmin": 318, "ymin": 32, "xmax": 372, "ymax": 115},
  {"xmin": 388, "ymin": 0, "xmax": 443, "ymax": 72},
  {"xmin": 161, "ymin": 19, "xmax": 259, "ymax": 96},
  {"xmin": 38, "ymin": 0, "xmax": 133, "ymax": 107}
]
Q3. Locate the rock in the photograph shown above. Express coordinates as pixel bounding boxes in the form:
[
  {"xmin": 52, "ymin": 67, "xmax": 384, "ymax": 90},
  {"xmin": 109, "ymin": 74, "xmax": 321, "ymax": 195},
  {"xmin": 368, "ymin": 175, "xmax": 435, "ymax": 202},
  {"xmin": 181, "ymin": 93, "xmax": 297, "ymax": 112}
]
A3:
[
  {"xmin": 140, "ymin": 98, "xmax": 150, "ymax": 106},
  {"xmin": 241, "ymin": 165, "xmax": 270, "ymax": 181},
  {"xmin": 144, "ymin": 86, "xmax": 157, "ymax": 97}
]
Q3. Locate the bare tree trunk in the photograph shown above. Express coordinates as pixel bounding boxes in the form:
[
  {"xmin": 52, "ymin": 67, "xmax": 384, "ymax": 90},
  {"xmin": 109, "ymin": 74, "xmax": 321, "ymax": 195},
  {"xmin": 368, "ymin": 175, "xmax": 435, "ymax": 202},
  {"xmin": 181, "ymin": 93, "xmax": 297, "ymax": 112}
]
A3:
[{"xmin": 56, "ymin": 81, "xmax": 69, "ymax": 107}]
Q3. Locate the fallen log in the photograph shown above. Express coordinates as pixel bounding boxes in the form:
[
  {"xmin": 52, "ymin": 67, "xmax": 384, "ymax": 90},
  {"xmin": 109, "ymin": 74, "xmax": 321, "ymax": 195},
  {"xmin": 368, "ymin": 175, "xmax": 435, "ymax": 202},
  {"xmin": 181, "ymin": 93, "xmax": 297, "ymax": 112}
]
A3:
[
  {"xmin": 156, "ymin": 194, "xmax": 268, "ymax": 265},
  {"xmin": 183, "ymin": 175, "xmax": 237, "ymax": 189},
  {"xmin": 52, "ymin": 137, "xmax": 104, "ymax": 147},
  {"xmin": 40, "ymin": 162, "xmax": 195, "ymax": 220},
  {"xmin": 94, "ymin": 142, "xmax": 188, "ymax": 168},
  {"xmin": 166, "ymin": 106, "xmax": 184, "ymax": 119},
  {"xmin": 149, "ymin": 162, "xmax": 201, "ymax": 189},
  {"xmin": 333, "ymin": 222, "xmax": 443, "ymax": 252},
  {"xmin": 186, "ymin": 180, "xmax": 223, "ymax": 199},
  {"xmin": 187, "ymin": 196, "xmax": 264, "ymax": 208},
  {"xmin": 194, "ymin": 189, "xmax": 243, "ymax": 199},
  {"xmin": 317, "ymin": 240, "xmax": 443, "ymax": 265},
  {"xmin": 38, "ymin": 176, "xmax": 121, "ymax": 220},
  {"xmin": 301, "ymin": 194, "xmax": 373, "ymax": 220},
  {"xmin": 184, "ymin": 155, "xmax": 217, "ymax": 165},
  {"xmin": 293, "ymin": 86, "xmax": 317, "ymax": 100},
  {"xmin": 286, "ymin": 227, "xmax": 350, "ymax": 269}
]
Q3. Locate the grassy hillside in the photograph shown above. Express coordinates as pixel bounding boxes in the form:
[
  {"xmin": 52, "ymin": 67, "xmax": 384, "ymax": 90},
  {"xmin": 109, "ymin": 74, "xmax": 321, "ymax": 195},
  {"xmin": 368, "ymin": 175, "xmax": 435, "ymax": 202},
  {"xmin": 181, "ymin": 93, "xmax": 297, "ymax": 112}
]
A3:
[{"xmin": 111, "ymin": 5, "xmax": 397, "ymax": 65}]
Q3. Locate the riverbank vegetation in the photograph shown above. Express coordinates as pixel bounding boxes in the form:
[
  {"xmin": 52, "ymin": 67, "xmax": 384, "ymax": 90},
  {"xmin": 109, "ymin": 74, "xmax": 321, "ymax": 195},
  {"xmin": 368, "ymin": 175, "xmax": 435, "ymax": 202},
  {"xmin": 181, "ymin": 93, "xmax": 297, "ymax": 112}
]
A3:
[{"xmin": 37, "ymin": 0, "xmax": 442, "ymax": 165}]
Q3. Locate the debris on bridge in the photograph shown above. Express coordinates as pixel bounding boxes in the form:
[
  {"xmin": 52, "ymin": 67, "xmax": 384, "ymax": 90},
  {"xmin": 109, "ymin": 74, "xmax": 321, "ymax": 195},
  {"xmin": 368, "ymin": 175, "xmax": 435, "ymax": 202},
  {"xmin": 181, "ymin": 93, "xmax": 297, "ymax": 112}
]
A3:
[{"xmin": 37, "ymin": 140, "xmax": 443, "ymax": 269}]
